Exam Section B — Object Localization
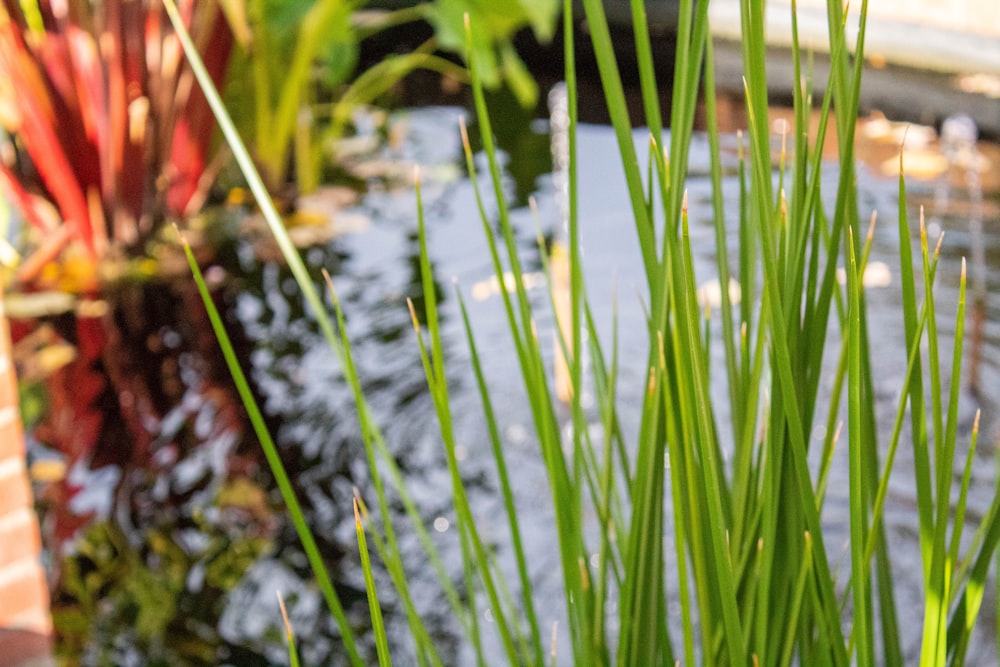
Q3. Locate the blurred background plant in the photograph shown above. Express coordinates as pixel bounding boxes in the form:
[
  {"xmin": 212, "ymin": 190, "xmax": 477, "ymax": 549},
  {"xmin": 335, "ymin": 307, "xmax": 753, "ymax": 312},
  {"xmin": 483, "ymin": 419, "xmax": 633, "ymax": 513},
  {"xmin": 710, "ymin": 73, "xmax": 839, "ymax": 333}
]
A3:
[
  {"xmin": 0, "ymin": 0, "xmax": 233, "ymax": 287},
  {"xmin": 0, "ymin": 0, "xmax": 558, "ymax": 287},
  {"xmin": 221, "ymin": 0, "xmax": 559, "ymax": 197},
  {"xmin": 52, "ymin": 484, "xmax": 277, "ymax": 666}
]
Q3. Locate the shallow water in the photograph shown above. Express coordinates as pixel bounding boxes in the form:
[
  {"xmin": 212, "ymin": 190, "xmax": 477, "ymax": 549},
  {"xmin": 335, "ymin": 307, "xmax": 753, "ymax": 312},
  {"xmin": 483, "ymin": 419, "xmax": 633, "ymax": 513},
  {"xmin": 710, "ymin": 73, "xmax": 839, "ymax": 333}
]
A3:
[{"xmin": 22, "ymin": 100, "xmax": 1000, "ymax": 664}]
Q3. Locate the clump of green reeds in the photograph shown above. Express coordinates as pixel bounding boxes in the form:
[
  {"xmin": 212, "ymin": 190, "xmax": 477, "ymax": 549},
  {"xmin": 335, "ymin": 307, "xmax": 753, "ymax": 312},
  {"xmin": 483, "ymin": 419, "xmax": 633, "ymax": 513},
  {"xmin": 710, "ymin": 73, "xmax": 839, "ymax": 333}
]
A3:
[{"xmin": 167, "ymin": 0, "xmax": 1000, "ymax": 664}]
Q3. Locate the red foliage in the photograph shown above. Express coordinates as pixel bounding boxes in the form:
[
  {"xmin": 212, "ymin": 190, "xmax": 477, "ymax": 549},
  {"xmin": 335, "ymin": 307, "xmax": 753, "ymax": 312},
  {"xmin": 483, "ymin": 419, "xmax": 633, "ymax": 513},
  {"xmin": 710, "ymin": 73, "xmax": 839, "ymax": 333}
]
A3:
[{"xmin": 0, "ymin": 0, "xmax": 233, "ymax": 268}]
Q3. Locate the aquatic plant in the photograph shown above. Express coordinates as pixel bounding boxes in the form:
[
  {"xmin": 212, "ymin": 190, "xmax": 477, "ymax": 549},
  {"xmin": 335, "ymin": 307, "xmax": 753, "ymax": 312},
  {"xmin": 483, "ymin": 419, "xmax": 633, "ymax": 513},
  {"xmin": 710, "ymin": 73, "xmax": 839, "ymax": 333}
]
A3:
[
  {"xmin": 170, "ymin": 0, "xmax": 1000, "ymax": 664},
  {"xmin": 223, "ymin": 0, "xmax": 558, "ymax": 196}
]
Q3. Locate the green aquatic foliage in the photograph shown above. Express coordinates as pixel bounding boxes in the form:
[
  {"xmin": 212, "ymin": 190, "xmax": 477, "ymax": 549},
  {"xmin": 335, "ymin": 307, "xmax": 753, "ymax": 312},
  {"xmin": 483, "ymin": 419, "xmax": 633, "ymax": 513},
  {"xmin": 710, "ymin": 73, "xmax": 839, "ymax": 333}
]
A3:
[
  {"xmin": 170, "ymin": 0, "xmax": 1000, "ymax": 664},
  {"xmin": 222, "ymin": 0, "xmax": 557, "ymax": 197},
  {"xmin": 223, "ymin": 0, "xmax": 361, "ymax": 193},
  {"xmin": 52, "ymin": 499, "xmax": 273, "ymax": 666},
  {"xmin": 426, "ymin": 0, "xmax": 560, "ymax": 107}
]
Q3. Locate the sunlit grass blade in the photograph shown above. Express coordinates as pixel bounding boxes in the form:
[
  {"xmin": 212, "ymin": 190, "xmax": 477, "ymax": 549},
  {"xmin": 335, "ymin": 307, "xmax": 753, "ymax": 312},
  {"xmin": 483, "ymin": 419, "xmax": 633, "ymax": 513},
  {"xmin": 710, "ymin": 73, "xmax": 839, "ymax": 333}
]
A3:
[
  {"xmin": 663, "ymin": 0, "xmax": 711, "ymax": 232},
  {"xmin": 845, "ymin": 166, "xmax": 901, "ymax": 667},
  {"xmin": 940, "ymin": 271, "xmax": 970, "ymax": 544},
  {"xmin": 922, "ymin": 257, "xmax": 967, "ymax": 664},
  {"xmin": 179, "ymin": 237, "xmax": 363, "ymax": 666},
  {"xmin": 946, "ymin": 475, "xmax": 1000, "ymax": 664},
  {"xmin": 277, "ymin": 592, "xmax": 301, "ymax": 667},
  {"xmin": 861, "ymin": 284, "xmax": 939, "ymax": 572},
  {"xmin": 563, "ymin": 3, "xmax": 592, "ymax": 593},
  {"xmin": 593, "ymin": 303, "xmax": 626, "ymax": 656},
  {"xmin": 409, "ymin": 170, "xmax": 523, "ymax": 664},
  {"xmin": 846, "ymin": 226, "xmax": 875, "ymax": 665},
  {"xmin": 354, "ymin": 498, "xmax": 392, "ymax": 667},
  {"xmin": 463, "ymin": 11, "xmax": 596, "ymax": 662},
  {"xmin": 353, "ymin": 494, "xmax": 445, "ymax": 667},
  {"xmin": 619, "ymin": 333, "xmax": 668, "ymax": 666},
  {"xmin": 459, "ymin": 107, "xmax": 590, "ymax": 661},
  {"xmin": 577, "ymin": 0, "xmax": 657, "ymax": 281},
  {"xmin": 627, "ymin": 0, "xmax": 662, "ymax": 143},
  {"xmin": 162, "ymin": 0, "xmax": 340, "ymax": 360},
  {"xmin": 949, "ymin": 411, "xmax": 981, "ymax": 583},
  {"xmin": 455, "ymin": 285, "xmax": 544, "ymax": 664},
  {"xmin": 533, "ymin": 226, "xmax": 627, "ymax": 576},
  {"xmin": 896, "ymin": 164, "xmax": 934, "ymax": 583},
  {"xmin": 320, "ymin": 270, "xmax": 473, "ymax": 653},
  {"xmin": 919, "ymin": 211, "xmax": 949, "ymax": 667},
  {"xmin": 701, "ymin": 30, "xmax": 742, "ymax": 462}
]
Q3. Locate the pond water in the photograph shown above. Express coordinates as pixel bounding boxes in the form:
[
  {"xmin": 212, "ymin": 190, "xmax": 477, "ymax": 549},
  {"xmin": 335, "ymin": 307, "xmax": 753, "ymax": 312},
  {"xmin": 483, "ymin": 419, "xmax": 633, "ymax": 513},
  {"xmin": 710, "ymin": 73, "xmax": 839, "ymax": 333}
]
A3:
[{"xmin": 17, "ymin": 93, "xmax": 1000, "ymax": 664}]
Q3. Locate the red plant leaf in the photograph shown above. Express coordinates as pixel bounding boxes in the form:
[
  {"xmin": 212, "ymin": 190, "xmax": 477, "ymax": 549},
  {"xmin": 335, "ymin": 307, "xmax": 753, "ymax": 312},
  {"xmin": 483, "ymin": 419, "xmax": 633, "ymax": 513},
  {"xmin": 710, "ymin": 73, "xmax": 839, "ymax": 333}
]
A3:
[
  {"xmin": 0, "ymin": 0, "xmax": 233, "ymax": 263},
  {"xmin": 0, "ymin": 30, "xmax": 95, "ymax": 252},
  {"xmin": 0, "ymin": 164, "xmax": 58, "ymax": 231},
  {"xmin": 167, "ymin": 5, "xmax": 232, "ymax": 215}
]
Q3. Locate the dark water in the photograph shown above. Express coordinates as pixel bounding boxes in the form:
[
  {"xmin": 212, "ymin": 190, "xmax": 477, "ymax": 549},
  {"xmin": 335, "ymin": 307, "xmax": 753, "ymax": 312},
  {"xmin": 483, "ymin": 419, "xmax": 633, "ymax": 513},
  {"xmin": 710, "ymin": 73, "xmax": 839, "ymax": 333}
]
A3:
[{"xmin": 19, "ymin": 100, "xmax": 1000, "ymax": 664}]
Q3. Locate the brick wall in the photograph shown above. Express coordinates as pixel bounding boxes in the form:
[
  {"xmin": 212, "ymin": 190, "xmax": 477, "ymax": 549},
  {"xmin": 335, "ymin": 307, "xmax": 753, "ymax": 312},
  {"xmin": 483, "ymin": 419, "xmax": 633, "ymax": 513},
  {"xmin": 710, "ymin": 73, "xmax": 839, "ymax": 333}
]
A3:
[{"xmin": 0, "ymin": 287, "xmax": 53, "ymax": 662}]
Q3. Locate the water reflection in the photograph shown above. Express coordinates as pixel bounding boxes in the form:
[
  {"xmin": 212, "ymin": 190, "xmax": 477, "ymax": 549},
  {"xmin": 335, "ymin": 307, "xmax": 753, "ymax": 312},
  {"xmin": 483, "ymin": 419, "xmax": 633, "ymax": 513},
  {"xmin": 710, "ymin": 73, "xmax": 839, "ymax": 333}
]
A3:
[{"xmin": 20, "ymin": 269, "xmax": 283, "ymax": 665}]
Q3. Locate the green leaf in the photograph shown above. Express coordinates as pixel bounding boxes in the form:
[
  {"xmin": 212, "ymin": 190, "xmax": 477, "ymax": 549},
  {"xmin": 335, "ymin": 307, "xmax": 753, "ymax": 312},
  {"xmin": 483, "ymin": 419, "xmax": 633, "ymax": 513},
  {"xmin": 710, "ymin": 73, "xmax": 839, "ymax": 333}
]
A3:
[
  {"xmin": 499, "ymin": 41, "xmax": 538, "ymax": 108},
  {"xmin": 427, "ymin": 0, "xmax": 556, "ymax": 98}
]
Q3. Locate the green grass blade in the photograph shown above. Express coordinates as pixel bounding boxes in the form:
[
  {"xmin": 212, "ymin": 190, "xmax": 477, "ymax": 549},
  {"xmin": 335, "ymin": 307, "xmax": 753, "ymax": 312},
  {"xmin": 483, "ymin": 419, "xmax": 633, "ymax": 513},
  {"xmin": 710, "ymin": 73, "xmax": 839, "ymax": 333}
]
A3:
[
  {"xmin": 585, "ymin": 305, "xmax": 633, "ymax": 491},
  {"xmin": 946, "ymin": 478, "xmax": 1000, "ymax": 664},
  {"xmin": 464, "ymin": 12, "xmax": 596, "ymax": 661},
  {"xmin": 862, "ymin": 292, "xmax": 936, "ymax": 569},
  {"xmin": 896, "ymin": 159, "xmax": 934, "ymax": 583},
  {"xmin": 703, "ymin": 33, "xmax": 743, "ymax": 448},
  {"xmin": 577, "ymin": 0, "xmax": 657, "ymax": 282},
  {"xmin": 321, "ymin": 273, "xmax": 473, "ymax": 649},
  {"xmin": 179, "ymin": 239, "xmax": 363, "ymax": 665},
  {"xmin": 168, "ymin": 2, "xmax": 483, "ymax": 657},
  {"xmin": 455, "ymin": 287, "xmax": 544, "ymax": 664},
  {"xmin": 277, "ymin": 592, "xmax": 301, "ymax": 667},
  {"xmin": 593, "ymin": 299, "xmax": 624, "ymax": 657},
  {"xmin": 949, "ymin": 411, "xmax": 981, "ymax": 589},
  {"xmin": 354, "ymin": 498, "xmax": 393, "ymax": 666},
  {"xmin": 922, "ymin": 258, "xmax": 967, "ymax": 663},
  {"xmin": 779, "ymin": 531, "xmax": 816, "ymax": 666},
  {"xmin": 941, "ymin": 260, "xmax": 970, "ymax": 544},
  {"xmin": 162, "ymin": 0, "xmax": 341, "ymax": 358},
  {"xmin": 628, "ymin": 0, "xmax": 662, "ymax": 142},
  {"xmin": 618, "ymin": 337, "xmax": 669, "ymax": 666},
  {"xmin": 412, "ymin": 170, "xmax": 528, "ymax": 664},
  {"xmin": 533, "ymin": 228, "xmax": 625, "ymax": 576},
  {"xmin": 846, "ymin": 226, "xmax": 875, "ymax": 665},
  {"xmin": 354, "ymin": 495, "xmax": 444, "ymax": 667},
  {"xmin": 919, "ymin": 215, "xmax": 948, "ymax": 667}
]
